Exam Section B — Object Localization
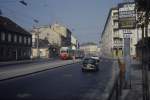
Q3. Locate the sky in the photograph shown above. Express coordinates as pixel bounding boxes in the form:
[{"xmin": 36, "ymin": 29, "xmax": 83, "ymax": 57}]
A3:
[{"xmin": 0, "ymin": 0, "xmax": 123, "ymax": 44}]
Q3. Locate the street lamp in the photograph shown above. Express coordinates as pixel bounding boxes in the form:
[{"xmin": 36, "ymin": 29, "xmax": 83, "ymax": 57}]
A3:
[{"xmin": 32, "ymin": 27, "xmax": 40, "ymax": 59}]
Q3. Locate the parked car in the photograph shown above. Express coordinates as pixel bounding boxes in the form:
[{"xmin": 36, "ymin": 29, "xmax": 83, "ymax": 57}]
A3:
[{"xmin": 82, "ymin": 58, "xmax": 99, "ymax": 72}]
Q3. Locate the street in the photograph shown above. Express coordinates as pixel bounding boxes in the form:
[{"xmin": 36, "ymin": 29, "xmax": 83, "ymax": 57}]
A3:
[{"xmin": 0, "ymin": 59, "xmax": 114, "ymax": 100}]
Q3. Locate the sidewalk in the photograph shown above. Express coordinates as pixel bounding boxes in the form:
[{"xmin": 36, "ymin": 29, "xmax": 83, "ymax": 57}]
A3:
[
  {"xmin": 121, "ymin": 59, "xmax": 143, "ymax": 100},
  {"xmin": 0, "ymin": 58, "xmax": 53, "ymax": 67},
  {"xmin": 0, "ymin": 59, "xmax": 81, "ymax": 81}
]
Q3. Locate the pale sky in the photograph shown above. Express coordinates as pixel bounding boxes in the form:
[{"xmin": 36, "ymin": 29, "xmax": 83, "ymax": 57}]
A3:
[{"xmin": 0, "ymin": 0, "xmax": 123, "ymax": 44}]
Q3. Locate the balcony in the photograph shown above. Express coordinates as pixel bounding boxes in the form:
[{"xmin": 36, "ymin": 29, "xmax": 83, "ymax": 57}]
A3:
[
  {"xmin": 113, "ymin": 33, "xmax": 121, "ymax": 38},
  {"xmin": 112, "ymin": 15, "xmax": 118, "ymax": 20},
  {"xmin": 113, "ymin": 25, "xmax": 118, "ymax": 29},
  {"xmin": 113, "ymin": 43, "xmax": 123, "ymax": 47}
]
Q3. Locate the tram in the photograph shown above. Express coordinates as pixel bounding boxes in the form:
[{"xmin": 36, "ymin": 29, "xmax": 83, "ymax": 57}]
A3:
[{"xmin": 59, "ymin": 47, "xmax": 84, "ymax": 60}]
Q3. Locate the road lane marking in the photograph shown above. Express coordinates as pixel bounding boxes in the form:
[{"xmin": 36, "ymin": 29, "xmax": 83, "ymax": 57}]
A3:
[{"xmin": 17, "ymin": 93, "xmax": 31, "ymax": 98}]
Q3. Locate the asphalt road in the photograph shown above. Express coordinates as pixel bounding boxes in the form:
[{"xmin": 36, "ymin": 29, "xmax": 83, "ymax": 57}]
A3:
[{"xmin": 0, "ymin": 59, "xmax": 114, "ymax": 100}]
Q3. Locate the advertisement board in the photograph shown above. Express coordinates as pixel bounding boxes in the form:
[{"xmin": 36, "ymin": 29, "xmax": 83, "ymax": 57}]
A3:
[{"xmin": 118, "ymin": 3, "xmax": 136, "ymax": 29}]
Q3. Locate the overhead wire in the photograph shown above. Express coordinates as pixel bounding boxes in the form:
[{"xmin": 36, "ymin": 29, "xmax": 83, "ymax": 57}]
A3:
[
  {"xmin": 0, "ymin": 0, "xmax": 41, "ymax": 30},
  {"xmin": 1, "ymin": 6, "xmax": 34, "ymax": 25}
]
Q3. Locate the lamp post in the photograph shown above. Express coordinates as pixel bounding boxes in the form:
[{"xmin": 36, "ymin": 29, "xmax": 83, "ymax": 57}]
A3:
[
  {"xmin": 33, "ymin": 27, "xmax": 40, "ymax": 58},
  {"xmin": 33, "ymin": 19, "xmax": 40, "ymax": 58}
]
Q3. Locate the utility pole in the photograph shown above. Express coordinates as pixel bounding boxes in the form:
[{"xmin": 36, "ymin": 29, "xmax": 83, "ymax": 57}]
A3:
[
  {"xmin": 35, "ymin": 28, "xmax": 40, "ymax": 58},
  {"xmin": 32, "ymin": 26, "xmax": 40, "ymax": 58},
  {"xmin": 33, "ymin": 19, "xmax": 40, "ymax": 58},
  {"xmin": 37, "ymin": 29, "xmax": 40, "ymax": 58}
]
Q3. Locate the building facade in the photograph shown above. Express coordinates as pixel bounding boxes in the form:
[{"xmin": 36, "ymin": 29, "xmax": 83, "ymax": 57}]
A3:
[
  {"xmin": 31, "ymin": 39, "xmax": 50, "ymax": 59},
  {"xmin": 51, "ymin": 24, "xmax": 72, "ymax": 47},
  {"xmin": 101, "ymin": 8, "xmax": 118, "ymax": 58},
  {"xmin": 31, "ymin": 24, "xmax": 74, "ymax": 58},
  {"xmin": 32, "ymin": 24, "xmax": 72, "ymax": 48},
  {"xmin": 71, "ymin": 35, "xmax": 78, "ymax": 50},
  {"xmin": 101, "ymin": 3, "xmax": 138, "ymax": 59},
  {"xmin": 32, "ymin": 25, "xmax": 61, "ymax": 47},
  {"xmin": 80, "ymin": 43, "xmax": 99, "ymax": 57},
  {"xmin": 0, "ymin": 16, "xmax": 32, "ymax": 61}
]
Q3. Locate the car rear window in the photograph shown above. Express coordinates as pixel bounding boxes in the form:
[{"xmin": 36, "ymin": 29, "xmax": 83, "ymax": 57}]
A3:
[{"xmin": 83, "ymin": 58, "xmax": 96, "ymax": 63}]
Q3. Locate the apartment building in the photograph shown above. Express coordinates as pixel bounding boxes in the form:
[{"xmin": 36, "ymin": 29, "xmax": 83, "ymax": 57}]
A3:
[
  {"xmin": 71, "ymin": 35, "xmax": 78, "ymax": 50},
  {"xmin": 32, "ymin": 24, "xmax": 72, "ymax": 47},
  {"xmin": 32, "ymin": 25, "xmax": 61, "ymax": 47},
  {"xmin": 101, "ymin": 7, "xmax": 119, "ymax": 58},
  {"xmin": 101, "ymin": 2, "xmax": 138, "ymax": 58},
  {"xmin": 0, "ymin": 16, "xmax": 32, "ymax": 61}
]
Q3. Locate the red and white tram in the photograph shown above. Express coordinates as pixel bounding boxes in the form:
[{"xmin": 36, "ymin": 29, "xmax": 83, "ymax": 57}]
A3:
[{"xmin": 59, "ymin": 47, "xmax": 84, "ymax": 60}]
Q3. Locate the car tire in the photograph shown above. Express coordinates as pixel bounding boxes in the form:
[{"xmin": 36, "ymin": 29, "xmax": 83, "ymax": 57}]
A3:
[
  {"xmin": 96, "ymin": 68, "xmax": 99, "ymax": 71},
  {"xmin": 82, "ymin": 69, "xmax": 85, "ymax": 72}
]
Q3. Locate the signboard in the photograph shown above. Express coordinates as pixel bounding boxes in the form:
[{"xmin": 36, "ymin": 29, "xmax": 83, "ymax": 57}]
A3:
[{"xmin": 118, "ymin": 3, "xmax": 136, "ymax": 29}]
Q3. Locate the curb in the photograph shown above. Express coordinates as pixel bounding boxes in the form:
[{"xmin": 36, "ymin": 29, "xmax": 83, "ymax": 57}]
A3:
[
  {"xmin": 0, "ymin": 61, "xmax": 81, "ymax": 82},
  {"xmin": 0, "ymin": 59, "xmax": 53, "ymax": 67}
]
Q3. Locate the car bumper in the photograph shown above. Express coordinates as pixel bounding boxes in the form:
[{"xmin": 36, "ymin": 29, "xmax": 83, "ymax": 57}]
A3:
[{"xmin": 82, "ymin": 67, "xmax": 98, "ymax": 71}]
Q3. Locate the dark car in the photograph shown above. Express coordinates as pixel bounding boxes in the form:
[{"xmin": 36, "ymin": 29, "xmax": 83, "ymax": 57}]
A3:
[{"xmin": 82, "ymin": 58, "xmax": 99, "ymax": 72}]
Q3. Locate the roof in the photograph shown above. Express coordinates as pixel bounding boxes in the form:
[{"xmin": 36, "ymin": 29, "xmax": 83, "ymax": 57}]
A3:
[{"xmin": 0, "ymin": 16, "xmax": 31, "ymax": 35}]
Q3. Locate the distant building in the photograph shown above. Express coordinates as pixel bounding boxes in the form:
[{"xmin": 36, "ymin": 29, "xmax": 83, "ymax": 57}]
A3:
[
  {"xmin": 31, "ymin": 24, "xmax": 72, "ymax": 48},
  {"xmin": 0, "ymin": 16, "xmax": 32, "ymax": 61},
  {"xmin": 31, "ymin": 23, "xmax": 73, "ymax": 58},
  {"xmin": 51, "ymin": 24, "xmax": 71, "ymax": 47},
  {"xmin": 71, "ymin": 35, "xmax": 78, "ymax": 50},
  {"xmin": 80, "ymin": 43, "xmax": 99, "ymax": 57},
  {"xmin": 32, "ymin": 25, "xmax": 61, "ymax": 47}
]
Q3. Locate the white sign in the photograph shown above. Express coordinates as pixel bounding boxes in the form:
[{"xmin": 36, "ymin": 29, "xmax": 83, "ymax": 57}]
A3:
[{"xmin": 124, "ymin": 33, "xmax": 131, "ymax": 38}]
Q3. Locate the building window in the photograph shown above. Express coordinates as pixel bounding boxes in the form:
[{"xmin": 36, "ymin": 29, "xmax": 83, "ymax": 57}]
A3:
[
  {"xmin": 14, "ymin": 35, "xmax": 17, "ymax": 42},
  {"xmin": 19, "ymin": 36, "xmax": 22, "ymax": 43},
  {"xmin": 113, "ymin": 12, "xmax": 118, "ymax": 16},
  {"xmin": 0, "ymin": 46, "xmax": 4, "ymax": 56},
  {"xmin": 24, "ymin": 37, "xmax": 27, "ymax": 44},
  {"xmin": 28, "ymin": 37, "xmax": 31, "ymax": 45},
  {"xmin": 131, "ymin": 47, "xmax": 132, "ymax": 53},
  {"xmin": 8, "ymin": 34, "xmax": 11, "ymax": 42},
  {"xmin": 1, "ymin": 32, "xmax": 5, "ymax": 41},
  {"xmin": 47, "ymin": 33, "xmax": 49, "ymax": 36}
]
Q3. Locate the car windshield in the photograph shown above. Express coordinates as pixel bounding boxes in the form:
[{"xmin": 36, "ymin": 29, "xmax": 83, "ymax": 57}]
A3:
[
  {"xmin": 83, "ymin": 58, "xmax": 95, "ymax": 63},
  {"xmin": 88, "ymin": 59, "xmax": 96, "ymax": 63},
  {"xmin": 0, "ymin": 0, "xmax": 148, "ymax": 100}
]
